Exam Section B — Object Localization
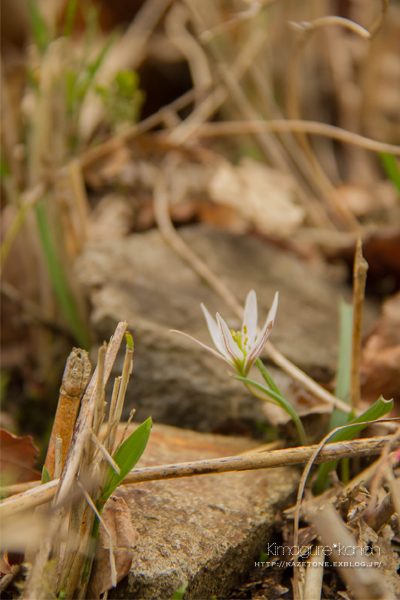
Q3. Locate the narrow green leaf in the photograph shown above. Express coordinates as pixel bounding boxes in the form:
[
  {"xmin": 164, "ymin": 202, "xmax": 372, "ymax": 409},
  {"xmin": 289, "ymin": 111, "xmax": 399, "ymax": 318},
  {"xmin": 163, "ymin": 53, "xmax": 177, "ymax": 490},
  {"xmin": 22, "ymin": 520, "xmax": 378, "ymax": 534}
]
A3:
[
  {"xmin": 63, "ymin": 0, "xmax": 78, "ymax": 37},
  {"xmin": 101, "ymin": 417, "xmax": 152, "ymax": 502},
  {"xmin": 41, "ymin": 465, "xmax": 52, "ymax": 483},
  {"xmin": 171, "ymin": 582, "xmax": 188, "ymax": 600},
  {"xmin": 380, "ymin": 152, "xmax": 400, "ymax": 200},
  {"xmin": 26, "ymin": 0, "xmax": 51, "ymax": 53},
  {"xmin": 255, "ymin": 358, "xmax": 282, "ymax": 396},
  {"xmin": 35, "ymin": 200, "xmax": 90, "ymax": 348},
  {"xmin": 87, "ymin": 37, "xmax": 115, "ymax": 80},
  {"xmin": 125, "ymin": 333, "xmax": 134, "ymax": 349},
  {"xmin": 314, "ymin": 396, "xmax": 393, "ymax": 494},
  {"xmin": 233, "ymin": 375, "xmax": 307, "ymax": 446},
  {"xmin": 329, "ymin": 300, "xmax": 353, "ymax": 431}
]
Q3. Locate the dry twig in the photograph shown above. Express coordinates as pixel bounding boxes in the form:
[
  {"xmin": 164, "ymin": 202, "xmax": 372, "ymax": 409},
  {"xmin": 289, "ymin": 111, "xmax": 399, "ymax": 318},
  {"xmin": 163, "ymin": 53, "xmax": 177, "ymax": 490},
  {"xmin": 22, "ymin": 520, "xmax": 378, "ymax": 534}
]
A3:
[
  {"xmin": 189, "ymin": 120, "xmax": 400, "ymax": 155},
  {"xmin": 0, "ymin": 436, "xmax": 392, "ymax": 519},
  {"xmin": 350, "ymin": 239, "xmax": 368, "ymax": 411},
  {"xmin": 305, "ymin": 502, "xmax": 391, "ymax": 600},
  {"xmin": 45, "ymin": 348, "xmax": 91, "ymax": 478}
]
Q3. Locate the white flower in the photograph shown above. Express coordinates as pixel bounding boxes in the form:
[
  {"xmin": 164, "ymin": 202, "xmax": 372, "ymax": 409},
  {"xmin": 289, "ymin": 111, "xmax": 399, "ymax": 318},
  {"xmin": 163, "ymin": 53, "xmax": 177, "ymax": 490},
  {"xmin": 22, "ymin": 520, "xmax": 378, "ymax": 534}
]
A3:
[{"xmin": 171, "ymin": 290, "xmax": 278, "ymax": 376}]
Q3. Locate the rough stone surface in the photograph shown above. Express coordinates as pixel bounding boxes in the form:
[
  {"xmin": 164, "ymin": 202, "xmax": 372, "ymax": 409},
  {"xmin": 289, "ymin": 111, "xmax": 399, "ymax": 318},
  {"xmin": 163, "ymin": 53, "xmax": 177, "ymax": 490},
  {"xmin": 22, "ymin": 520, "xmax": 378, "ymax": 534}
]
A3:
[
  {"xmin": 108, "ymin": 423, "xmax": 300, "ymax": 599},
  {"xmin": 76, "ymin": 225, "xmax": 378, "ymax": 430}
]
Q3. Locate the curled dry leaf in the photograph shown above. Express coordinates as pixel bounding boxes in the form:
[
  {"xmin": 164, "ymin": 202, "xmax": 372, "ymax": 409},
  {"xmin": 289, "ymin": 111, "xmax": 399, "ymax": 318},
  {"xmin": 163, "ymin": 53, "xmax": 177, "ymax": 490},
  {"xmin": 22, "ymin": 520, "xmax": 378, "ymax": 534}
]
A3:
[
  {"xmin": 87, "ymin": 193, "xmax": 135, "ymax": 241},
  {"xmin": 88, "ymin": 495, "xmax": 139, "ymax": 599},
  {"xmin": 360, "ymin": 291, "xmax": 400, "ymax": 411},
  {"xmin": 333, "ymin": 182, "xmax": 398, "ymax": 219},
  {"xmin": 0, "ymin": 428, "xmax": 40, "ymax": 484},
  {"xmin": 208, "ymin": 157, "xmax": 305, "ymax": 237}
]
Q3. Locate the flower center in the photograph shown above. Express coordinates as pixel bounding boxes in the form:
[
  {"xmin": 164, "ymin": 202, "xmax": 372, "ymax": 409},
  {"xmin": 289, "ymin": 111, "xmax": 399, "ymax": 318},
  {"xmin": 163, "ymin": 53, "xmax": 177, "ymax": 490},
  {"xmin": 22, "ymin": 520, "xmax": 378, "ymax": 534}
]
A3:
[{"xmin": 230, "ymin": 329, "xmax": 249, "ymax": 357}]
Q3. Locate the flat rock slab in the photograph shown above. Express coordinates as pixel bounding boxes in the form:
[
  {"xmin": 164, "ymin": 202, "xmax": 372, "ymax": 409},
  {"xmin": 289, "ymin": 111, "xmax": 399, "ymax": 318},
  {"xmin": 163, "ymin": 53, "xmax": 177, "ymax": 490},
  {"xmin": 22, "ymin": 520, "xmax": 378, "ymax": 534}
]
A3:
[
  {"xmin": 109, "ymin": 423, "xmax": 300, "ymax": 599},
  {"xmin": 76, "ymin": 225, "xmax": 378, "ymax": 430}
]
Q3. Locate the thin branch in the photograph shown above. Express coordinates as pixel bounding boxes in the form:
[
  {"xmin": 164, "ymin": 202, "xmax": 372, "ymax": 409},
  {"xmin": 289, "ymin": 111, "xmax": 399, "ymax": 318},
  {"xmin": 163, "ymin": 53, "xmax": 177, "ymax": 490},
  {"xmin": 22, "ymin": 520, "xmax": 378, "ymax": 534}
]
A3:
[
  {"xmin": 186, "ymin": 120, "xmax": 400, "ymax": 156},
  {"xmin": 286, "ymin": 16, "xmax": 375, "ymax": 231},
  {"xmin": 305, "ymin": 502, "xmax": 390, "ymax": 600},
  {"xmin": 1, "ymin": 437, "xmax": 393, "ymax": 518},
  {"xmin": 350, "ymin": 239, "xmax": 368, "ymax": 410},
  {"xmin": 76, "ymin": 482, "xmax": 117, "ymax": 589},
  {"xmin": 79, "ymin": 89, "xmax": 196, "ymax": 170},
  {"xmin": 370, "ymin": 0, "xmax": 388, "ymax": 37},
  {"xmin": 122, "ymin": 436, "xmax": 393, "ymax": 484},
  {"xmin": 91, "ymin": 431, "xmax": 120, "ymax": 475}
]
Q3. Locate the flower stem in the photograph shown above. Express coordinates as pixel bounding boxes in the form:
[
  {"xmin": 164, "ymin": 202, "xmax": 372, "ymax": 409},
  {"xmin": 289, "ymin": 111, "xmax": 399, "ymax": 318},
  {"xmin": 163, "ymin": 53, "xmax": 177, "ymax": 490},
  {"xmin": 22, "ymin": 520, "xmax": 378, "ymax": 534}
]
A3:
[
  {"xmin": 235, "ymin": 375, "xmax": 308, "ymax": 446},
  {"xmin": 244, "ymin": 382, "xmax": 280, "ymax": 406}
]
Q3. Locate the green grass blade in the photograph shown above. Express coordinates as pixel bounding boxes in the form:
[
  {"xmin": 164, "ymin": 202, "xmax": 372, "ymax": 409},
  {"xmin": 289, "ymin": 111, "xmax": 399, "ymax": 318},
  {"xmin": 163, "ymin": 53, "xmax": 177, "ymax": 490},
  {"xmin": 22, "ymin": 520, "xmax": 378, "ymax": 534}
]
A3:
[
  {"xmin": 63, "ymin": 0, "xmax": 78, "ymax": 37},
  {"xmin": 380, "ymin": 152, "xmax": 400, "ymax": 200},
  {"xmin": 171, "ymin": 582, "xmax": 188, "ymax": 600},
  {"xmin": 329, "ymin": 300, "xmax": 353, "ymax": 431},
  {"xmin": 41, "ymin": 465, "xmax": 51, "ymax": 483},
  {"xmin": 255, "ymin": 358, "xmax": 282, "ymax": 396},
  {"xmin": 101, "ymin": 417, "xmax": 152, "ymax": 502},
  {"xmin": 35, "ymin": 200, "xmax": 90, "ymax": 348},
  {"xmin": 314, "ymin": 396, "xmax": 393, "ymax": 494},
  {"xmin": 233, "ymin": 375, "xmax": 307, "ymax": 446},
  {"xmin": 26, "ymin": 0, "xmax": 51, "ymax": 53}
]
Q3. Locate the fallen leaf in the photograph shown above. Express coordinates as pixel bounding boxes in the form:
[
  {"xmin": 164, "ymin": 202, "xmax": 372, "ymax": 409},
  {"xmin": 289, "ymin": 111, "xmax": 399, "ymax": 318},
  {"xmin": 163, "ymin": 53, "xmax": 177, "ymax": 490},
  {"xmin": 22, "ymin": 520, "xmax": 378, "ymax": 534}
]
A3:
[
  {"xmin": 88, "ymin": 495, "xmax": 139, "ymax": 599},
  {"xmin": 333, "ymin": 182, "xmax": 398, "ymax": 218},
  {"xmin": 0, "ymin": 428, "xmax": 40, "ymax": 484},
  {"xmin": 208, "ymin": 157, "xmax": 305, "ymax": 237},
  {"xmin": 87, "ymin": 193, "xmax": 135, "ymax": 241},
  {"xmin": 0, "ymin": 554, "xmax": 11, "ymax": 575},
  {"xmin": 360, "ymin": 291, "xmax": 400, "ymax": 411}
]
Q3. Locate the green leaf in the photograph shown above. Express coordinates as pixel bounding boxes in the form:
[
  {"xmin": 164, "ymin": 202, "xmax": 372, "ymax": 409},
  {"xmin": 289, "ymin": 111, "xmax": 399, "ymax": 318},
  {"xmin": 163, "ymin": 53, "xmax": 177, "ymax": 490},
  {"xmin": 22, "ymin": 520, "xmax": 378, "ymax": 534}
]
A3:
[
  {"xmin": 329, "ymin": 300, "xmax": 353, "ymax": 431},
  {"xmin": 63, "ymin": 0, "xmax": 78, "ymax": 38},
  {"xmin": 171, "ymin": 582, "xmax": 188, "ymax": 600},
  {"xmin": 380, "ymin": 152, "xmax": 400, "ymax": 200},
  {"xmin": 125, "ymin": 333, "xmax": 134, "ymax": 349},
  {"xmin": 0, "ymin": 157, "xmax": 10, "ymax": 179},
  {"xmin": 314, "ymin": 396, "xmax": 393, "ymax": 494},
  {"xmin": 26, "ymin": 0, "xmax": 51, "ymax": 54},
  {"xmin": 115, "ymin": 70, "xmax": 139, "ymax": 96},
  {"xmin": 41, "ymin": 465, "xmax": 52, "ymax": 483},
  {"xmin": 255, "ymin": 358, "xmax": 282, "ymax": 396},
  {"xmin": 233, "ymin": 375, "xmax": 307, "ymax": 446},
  {"xmin": 101, "ymin": 417, "xmax": 152, "ymax": 502},
  {"xmin": 35, "ymin": 200, "xmax": 90, "ymax": 348}
]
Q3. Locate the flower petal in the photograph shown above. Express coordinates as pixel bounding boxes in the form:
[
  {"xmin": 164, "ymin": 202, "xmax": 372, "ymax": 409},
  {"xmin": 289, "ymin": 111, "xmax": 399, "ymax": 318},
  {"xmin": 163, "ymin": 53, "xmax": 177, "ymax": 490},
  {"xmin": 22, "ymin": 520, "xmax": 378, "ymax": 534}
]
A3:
[
  {"xmin": 244, "ymin": 291, "xmax": 279, "ymax": 372},
  {"xmin": 242, "ymin": 290, "xmax": 258, "ymax": 346},
  {"xmin": 201, "ymin": 304, "xmax": 225, "ymax": 354},
  {"xmin": 170, "ymin": 330, "xmax": 232, "ymax": 365},
  {"xmin": 216, "ymin": 313, "xmax": 244, "ymax": 364}
]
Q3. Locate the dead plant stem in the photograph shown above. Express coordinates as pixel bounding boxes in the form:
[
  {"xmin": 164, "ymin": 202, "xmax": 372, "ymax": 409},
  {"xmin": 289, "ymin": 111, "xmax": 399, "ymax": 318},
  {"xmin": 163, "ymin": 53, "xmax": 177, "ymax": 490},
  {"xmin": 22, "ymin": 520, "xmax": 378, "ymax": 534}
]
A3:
[
  {"xmin": 54, "ymin": 322, "xmax": 127, "ymax": 506},
  {"xmin": 350, "ymin": 239, "xmax": 368, "ymax": 411},
  {"xmin": 189, "ymin": 120, "xmax": 400, "ymax": 155},
  {"xmin": 1, "ymin": 436, "xmax": 393, "ymax": 519}
]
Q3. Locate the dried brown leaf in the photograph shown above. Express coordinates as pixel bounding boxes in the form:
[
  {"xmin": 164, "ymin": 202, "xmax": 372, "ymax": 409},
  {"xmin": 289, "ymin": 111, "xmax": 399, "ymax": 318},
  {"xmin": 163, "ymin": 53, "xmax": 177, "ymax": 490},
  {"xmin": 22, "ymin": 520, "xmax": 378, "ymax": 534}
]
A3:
[
  {"xmin": 208, "ymin": 158, "xmax": 305, "ymax": 237},
  {"xmin": 360, "ymin": 291, "xmax": 400, "ymax": 410},
  {"xmin": 88, "ymin": 495, "xmax": 139, "ymax": 599},
  {"xmin": 0, "ymin": 428, "xmax": 40, "ymax": 484}
]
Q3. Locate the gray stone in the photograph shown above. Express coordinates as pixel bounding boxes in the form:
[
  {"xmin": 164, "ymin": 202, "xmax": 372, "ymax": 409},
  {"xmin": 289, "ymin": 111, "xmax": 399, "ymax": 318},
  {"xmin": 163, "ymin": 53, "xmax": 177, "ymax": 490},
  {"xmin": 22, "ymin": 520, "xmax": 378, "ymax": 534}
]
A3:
[
  {"xmin": 76, "ymin": 225, "xmax": 378, "ymax": 430},
  {"xmin": 108, "ymin": 423, "xmax": 300, "ymax": 599}
]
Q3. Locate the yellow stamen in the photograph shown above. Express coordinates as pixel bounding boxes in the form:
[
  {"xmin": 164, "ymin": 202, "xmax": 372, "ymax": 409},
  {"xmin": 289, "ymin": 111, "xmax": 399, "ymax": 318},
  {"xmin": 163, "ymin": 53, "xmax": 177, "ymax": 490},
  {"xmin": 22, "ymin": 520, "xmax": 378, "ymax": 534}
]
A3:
[
  {"xmin": 231, "ymin": 330, "xmax": 237, "ymax": 342},
  {"xmin": 243, "ymin": 324, "xmax": 247, "ymax": 335}
]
